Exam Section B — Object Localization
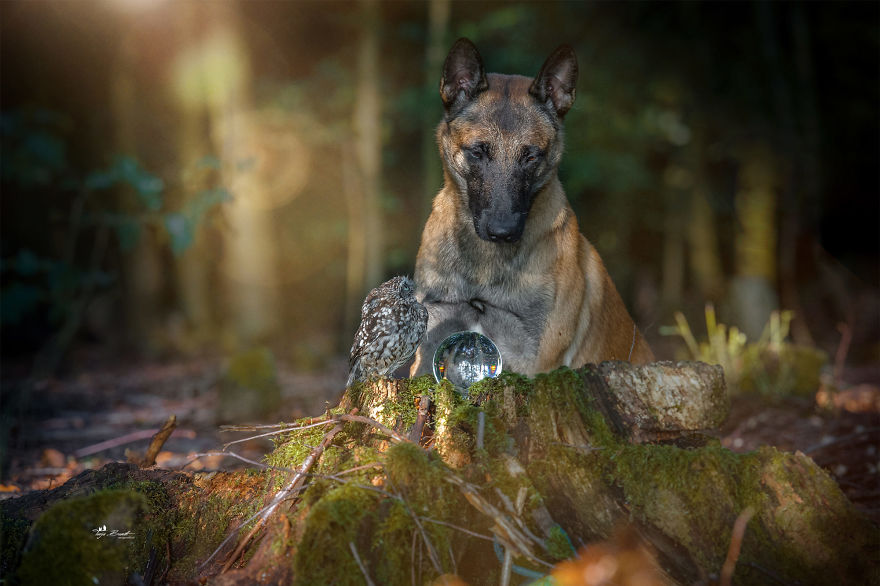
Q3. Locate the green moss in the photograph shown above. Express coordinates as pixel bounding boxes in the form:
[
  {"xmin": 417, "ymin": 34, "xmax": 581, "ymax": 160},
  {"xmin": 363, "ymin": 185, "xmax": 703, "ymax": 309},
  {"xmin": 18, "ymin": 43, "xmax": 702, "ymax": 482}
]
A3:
[
  {"xmin": 165, "ymin": 476, "xmax": 265, "ymax": 581},
  {"xmin": 380, "ymin": 380, "xmax": 419, "ymax": 431},
  {"xmin": 16, "ymin": 489, "xmax": 150, "ymax": 585},
  {"xmin": 407, "ymin": 373, "xmax": 441, "ymax": 396},
  {"xmin": 545, "ymin": 524, "xmax": 576, "ymax": 562},
  {"xmin": 265, "ymin": 420, "xmax": 336, "ymax": 471},
  {"xmin": 468, "ymin": 371, "xmax": 532, "ymax": 403},
  {"xmin": 293, "ymin": 484, "xmax": 380, "ymax": 585},
  {"xmin": 608, "ymin": 441, "xmax": 740, "ymax": 568}
]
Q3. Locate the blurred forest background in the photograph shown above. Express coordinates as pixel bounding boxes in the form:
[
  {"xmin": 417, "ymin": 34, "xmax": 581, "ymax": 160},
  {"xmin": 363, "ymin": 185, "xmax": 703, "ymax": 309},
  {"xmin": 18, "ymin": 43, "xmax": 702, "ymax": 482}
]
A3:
[{"xmin": 2, "ymin": 0, "xmax": 878, "ymax": 380}]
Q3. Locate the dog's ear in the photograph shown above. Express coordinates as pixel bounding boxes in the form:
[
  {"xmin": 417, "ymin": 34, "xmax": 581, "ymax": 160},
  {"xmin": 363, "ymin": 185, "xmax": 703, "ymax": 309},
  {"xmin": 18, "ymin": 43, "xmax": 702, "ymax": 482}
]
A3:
[
  {"xmin": 440, "ymin": 38, "xmax": 489, "ymax": 116},
  {"xmin": 530, "ymin": 45, "xmax": 578, "ymax": 118}
]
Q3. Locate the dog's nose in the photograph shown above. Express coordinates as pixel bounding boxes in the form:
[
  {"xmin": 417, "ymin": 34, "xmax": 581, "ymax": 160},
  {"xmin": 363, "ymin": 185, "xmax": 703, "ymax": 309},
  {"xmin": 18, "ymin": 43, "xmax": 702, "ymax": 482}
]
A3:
[{"xmin": 486, "ymin": 224, "xmax": 519, "ymax": 243}]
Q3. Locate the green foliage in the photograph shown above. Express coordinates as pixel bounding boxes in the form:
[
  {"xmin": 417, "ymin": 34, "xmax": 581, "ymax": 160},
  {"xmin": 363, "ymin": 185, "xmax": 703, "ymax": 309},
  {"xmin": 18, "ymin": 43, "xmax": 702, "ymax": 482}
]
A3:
[
  {"xmin": 83, "ymin": 155, "xmax": 232, "ymax": 256},
  {"xmin": 0, "ymin": 109, "xmax": 230, "ymax": 358},
  {"xmin": 0, "ymin": 249, "xmax": 113, "ymax": 326},
  {"xmin": 0, "ymin": 109, "xmax": 69, "ymax": 190},
  {"xmin": 661, "ymin": 304, "xmax": 828, "ymax": 396}
]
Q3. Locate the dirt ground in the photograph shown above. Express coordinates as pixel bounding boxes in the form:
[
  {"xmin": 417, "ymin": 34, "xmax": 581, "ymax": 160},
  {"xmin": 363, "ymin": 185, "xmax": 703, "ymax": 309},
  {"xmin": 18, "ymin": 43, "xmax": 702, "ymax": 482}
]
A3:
[{"xmin": 2, "ymin": 352, "xmax": 878, "ymax": 525}]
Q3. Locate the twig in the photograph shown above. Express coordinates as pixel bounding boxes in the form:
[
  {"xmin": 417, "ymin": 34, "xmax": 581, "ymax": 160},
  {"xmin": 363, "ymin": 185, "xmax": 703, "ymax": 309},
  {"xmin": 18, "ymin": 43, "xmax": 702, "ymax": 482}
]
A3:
[
  {"xmin": 444, "ymin": 474, "xmax": 551, "ymax": 568},
  {"xmin": 500, "ymin": 546, "xmax": 513, "ymax": 586},
  {"xmin": 142, "ymin": 415, "xmax": 177, "ymax": 467},
  {"xmin": 180, "ymin": 452, "xmax": 293, "ymax": 472},
  {"xmin": 198, "ymin": 501, "xmax": 282, "ymax": 572},
  {"xmin": 220, "ymin": 409, "xmax": 355, "ymax": 573},
  {"xmin": 388, "ymin": 478, "xmax": 444, "ymax": 575},
  {"xmin": 408, "ymin": 394, "xmax": 432, "ymax": 443},
  {"xmin": 221, "ymin": 419, "xmax": 337, "ymax": 449},
  {"xmin": 334, "ymin": 463, "xmax": 384, "ymax": 476},
  {"xmin": 719, "ymin": 507, "xmax": 755, "ymax": 586},
  {"xmin": 74, "ymin": 428, "xmax": 196, "ymax": 458},
  {"xmin": 221, "ymin": 411, "xmax": 408, "ymax": 451},
  {"xmin": 418, "ymin": 517, "xmax": 494, "ymax": 542},
  {"xmin": 476, "ymin": 411, "xmax": 485, "ymax": 450},
  {"xmin": 349, "ymin": 542, "xmax": 377, "ymax": 586},
  {"xmin": 338, "ymin": 414, "xmax": 410, "ymax": 443},
  {"xmin": 219, "ymin": 417, "xmax": 328, "ymax": 432},
  {"xmin": 833, "ymin": 322, "xmax": 853, "ymax": 389},
  {"xmin": 411, "ymin": 530, "xmax": 417, "ymax": 586}
]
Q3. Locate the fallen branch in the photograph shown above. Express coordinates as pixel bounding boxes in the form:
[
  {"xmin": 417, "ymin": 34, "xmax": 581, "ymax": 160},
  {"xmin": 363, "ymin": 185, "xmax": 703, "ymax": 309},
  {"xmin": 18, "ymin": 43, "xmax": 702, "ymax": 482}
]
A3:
[
  {"xmin": 338, "ymin": 414, "xmax": 410, "ymax": 444},
  {"xmin": 142, "ymin": 415, "xmax": 177, "ymax": 467},
  {"xmin": 220, "ymin": 408, "xmax": 357, "ymax": 573},
  {"xmin": 349, "ymin": 542, "xmax": 377, "ymax": 586},
  {"xmin": 408, "ymin": 394, "xmax": 432, "ymax": 443},
  {"xmin": 221, "ymin": 419, "xmax": 337, "ymax": 450},
  {"xmin": 444, "ymin": 474, "xmax": 551, "ymax": 569},
  {"xmin": 74, "ymin": 427, "xmax": 196, "ymax": 458},
  {"xmin": 181, "ymin": 452, "xmax": 292, "ymax": 472},
  {"xmin": 219, "ymin": 416, "xmax": 329, "ymax": 432},
  {"xmin": 720, "ymin": 507, "xmax": 755, "ymax": 586}
]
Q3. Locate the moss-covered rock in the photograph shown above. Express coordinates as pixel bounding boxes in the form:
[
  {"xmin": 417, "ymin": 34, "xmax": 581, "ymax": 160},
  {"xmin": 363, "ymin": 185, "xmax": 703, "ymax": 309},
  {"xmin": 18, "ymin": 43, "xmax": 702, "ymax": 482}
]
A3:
[{"xmin": 15, "ymin": 489, "xmax": 151, "ymax": 585}]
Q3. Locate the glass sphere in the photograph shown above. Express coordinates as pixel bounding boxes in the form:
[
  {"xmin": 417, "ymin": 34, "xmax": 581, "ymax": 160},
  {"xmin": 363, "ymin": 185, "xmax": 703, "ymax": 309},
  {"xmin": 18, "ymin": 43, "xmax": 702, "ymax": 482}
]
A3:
[{"xmin": 432, "ymin": 331, "xmax": 502, "ymax": 395}]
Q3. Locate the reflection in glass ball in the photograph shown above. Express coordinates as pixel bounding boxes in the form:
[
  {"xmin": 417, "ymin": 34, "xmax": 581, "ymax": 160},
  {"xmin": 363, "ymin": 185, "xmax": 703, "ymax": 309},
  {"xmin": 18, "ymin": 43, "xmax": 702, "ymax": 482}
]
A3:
[{"xmin": 432, "ymin": 331, "xmax": 502, "ymax": 395}]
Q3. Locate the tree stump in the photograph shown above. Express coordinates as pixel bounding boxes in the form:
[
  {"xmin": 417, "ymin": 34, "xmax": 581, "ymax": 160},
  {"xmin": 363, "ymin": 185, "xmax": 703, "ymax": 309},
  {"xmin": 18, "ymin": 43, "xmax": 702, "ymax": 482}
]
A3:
[{"xmin": 2, "ymin": 362, "xmax": 877, "ymax": 585}]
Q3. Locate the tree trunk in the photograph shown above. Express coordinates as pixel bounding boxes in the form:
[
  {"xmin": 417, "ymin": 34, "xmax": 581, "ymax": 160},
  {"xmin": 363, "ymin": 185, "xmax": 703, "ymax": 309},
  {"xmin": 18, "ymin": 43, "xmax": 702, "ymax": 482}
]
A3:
[
  {"xmin": 353, "ymin": 0, "xmax": 384, "ymax": 292},
  {"xmin": 112, "ymin": 29, "xmax": 164, "ymax": 353},
  {"xmin": 167, "ymin": 1, "xmax": 215, "ymax": 348},
  {"xmin": 3, "ymin": 364, "xmax": 876, "ymax": 585},
  {"xmin": 420, "ymin": 0, "xmax": 450, "ymax": 222},
  {"xmin": 343, "ymin": 0, "xmax": 385, "ymax": 344},
  {"xmin": 206, "ymin": 2, "xmax": 280, "ymax": 344}
]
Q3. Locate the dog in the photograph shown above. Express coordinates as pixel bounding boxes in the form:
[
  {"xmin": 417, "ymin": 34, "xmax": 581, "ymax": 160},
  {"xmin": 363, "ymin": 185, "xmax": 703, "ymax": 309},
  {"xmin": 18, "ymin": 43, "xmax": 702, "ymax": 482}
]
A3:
[{"xmin": 410, "ymin": 38, "xmax": 653, "ymax": 377}]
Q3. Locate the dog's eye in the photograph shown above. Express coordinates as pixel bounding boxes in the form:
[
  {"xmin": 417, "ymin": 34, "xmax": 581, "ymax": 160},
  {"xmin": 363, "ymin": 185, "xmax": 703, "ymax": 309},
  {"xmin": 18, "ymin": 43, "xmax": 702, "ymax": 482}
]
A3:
[
  {"xmin": 521, "ymin": 147, "xmax": 543, "ymax": 165},
  {"xmin": 466, "ymin": 144, "xmax": 486, "ymax": 160}
]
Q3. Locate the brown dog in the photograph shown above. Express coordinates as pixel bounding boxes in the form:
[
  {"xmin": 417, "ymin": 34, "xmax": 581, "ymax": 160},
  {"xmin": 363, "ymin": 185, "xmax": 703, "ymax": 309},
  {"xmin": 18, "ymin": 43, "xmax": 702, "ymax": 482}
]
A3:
[{"xmin": 410, "ymin": 39, "xmax": 653, "ymax": 377}]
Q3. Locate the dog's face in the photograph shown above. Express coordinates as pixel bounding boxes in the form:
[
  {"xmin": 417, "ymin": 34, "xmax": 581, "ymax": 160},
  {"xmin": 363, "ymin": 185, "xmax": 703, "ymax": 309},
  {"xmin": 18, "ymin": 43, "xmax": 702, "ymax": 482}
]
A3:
[{"xmin": 438, "ymin": 39, "xmax": 578, "ymax": 243}]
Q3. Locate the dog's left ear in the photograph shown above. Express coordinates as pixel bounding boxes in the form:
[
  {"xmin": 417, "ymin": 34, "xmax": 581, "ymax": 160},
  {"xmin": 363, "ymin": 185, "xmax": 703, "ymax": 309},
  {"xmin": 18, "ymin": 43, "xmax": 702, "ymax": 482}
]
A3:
[
  {"xmin": 530, "ymin": 45, "xmax": 578, "ymax": 118},
  {"xmin": 440, "ymin": 38, "xmax": 489, "ymax": 116}
]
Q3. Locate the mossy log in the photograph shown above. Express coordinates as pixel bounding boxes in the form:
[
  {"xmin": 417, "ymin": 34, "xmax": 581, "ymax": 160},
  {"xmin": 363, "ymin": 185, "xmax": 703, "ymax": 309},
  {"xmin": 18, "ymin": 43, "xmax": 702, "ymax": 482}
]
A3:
[{"xmin": 2, "ymin": 362, "xmax": 877, "ymax": 585}]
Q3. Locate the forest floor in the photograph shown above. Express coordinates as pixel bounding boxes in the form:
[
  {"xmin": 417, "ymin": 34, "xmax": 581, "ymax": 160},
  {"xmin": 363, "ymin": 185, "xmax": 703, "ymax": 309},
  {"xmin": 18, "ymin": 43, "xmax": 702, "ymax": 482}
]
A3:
[{"xmin": 2, "ymin": 350, "xmax": 878, "ymax": 525}]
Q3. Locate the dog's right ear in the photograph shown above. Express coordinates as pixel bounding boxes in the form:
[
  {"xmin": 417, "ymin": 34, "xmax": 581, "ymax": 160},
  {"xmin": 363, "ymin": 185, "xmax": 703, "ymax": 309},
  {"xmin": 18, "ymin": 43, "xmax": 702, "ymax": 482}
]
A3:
[
  {"xmin": 530, "ymin": 45, "xmax": 578, "ymax": 118},
  {"xmin": 440, "ymin": 38, "xmax": 489, "ymax": 116}
]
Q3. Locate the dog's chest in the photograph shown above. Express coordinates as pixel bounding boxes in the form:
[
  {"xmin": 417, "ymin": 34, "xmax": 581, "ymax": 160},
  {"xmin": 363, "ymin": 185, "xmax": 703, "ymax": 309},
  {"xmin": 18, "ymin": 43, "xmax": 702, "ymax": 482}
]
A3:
[{"xmin": 420, "ymin": 267, "xmax": 553, "ymax": 374}]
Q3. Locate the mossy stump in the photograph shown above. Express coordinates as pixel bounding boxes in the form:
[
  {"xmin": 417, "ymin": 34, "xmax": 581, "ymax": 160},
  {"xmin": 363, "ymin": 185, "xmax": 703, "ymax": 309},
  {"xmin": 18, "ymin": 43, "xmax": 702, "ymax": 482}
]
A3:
[{"xmin": 2, "ymin": 362, "xmax": 877, "ymax": 585}]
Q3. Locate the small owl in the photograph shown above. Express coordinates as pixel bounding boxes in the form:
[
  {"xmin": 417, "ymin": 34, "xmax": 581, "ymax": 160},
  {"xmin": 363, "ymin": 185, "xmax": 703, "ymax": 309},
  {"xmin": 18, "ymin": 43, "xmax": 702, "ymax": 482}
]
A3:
[{"xmin": 347, "ymin": 276, "xmax": 428, "ymax": 387}]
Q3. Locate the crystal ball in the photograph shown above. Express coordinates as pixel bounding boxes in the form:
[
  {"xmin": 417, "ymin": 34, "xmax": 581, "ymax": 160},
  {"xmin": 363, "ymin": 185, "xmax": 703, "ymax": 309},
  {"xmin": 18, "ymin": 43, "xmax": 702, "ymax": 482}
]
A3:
[{"xmin": 432, "ymin": 331, "xmax": 502, "ymax": 395}]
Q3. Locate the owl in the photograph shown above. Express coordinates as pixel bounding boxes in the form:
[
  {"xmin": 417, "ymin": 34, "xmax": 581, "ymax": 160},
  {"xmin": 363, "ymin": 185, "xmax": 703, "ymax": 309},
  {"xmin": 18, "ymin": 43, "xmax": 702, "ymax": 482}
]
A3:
[{"xmin": 347, "ymin": 276, "xmax": 428, "ymax": 387}]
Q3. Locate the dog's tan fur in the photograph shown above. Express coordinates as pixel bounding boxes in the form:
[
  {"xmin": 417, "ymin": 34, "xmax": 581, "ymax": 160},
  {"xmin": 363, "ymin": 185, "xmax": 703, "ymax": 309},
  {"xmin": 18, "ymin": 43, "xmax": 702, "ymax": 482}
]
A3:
[{"xmin": 410, "ymin": 42, "xmax": 653, "ymax": 376}]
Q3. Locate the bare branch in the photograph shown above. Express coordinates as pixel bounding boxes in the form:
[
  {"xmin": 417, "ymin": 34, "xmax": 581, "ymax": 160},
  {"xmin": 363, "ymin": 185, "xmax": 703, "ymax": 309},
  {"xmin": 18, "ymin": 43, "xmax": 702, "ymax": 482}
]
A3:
[
  {"xmin": 349, "ymin": 542, "xmax": 377, "ymax": 586},
  {"xmin": 720, "ymin": 507, "xmax": 755, "ymax": 586},
  {"xmin": 142, "ymin": 415, "xmax": 177, "ymax": 467},
  {"xmin": 221, "ymin": 419, "xmax": 337, "ymax": 450},
  {"xmin": 220, "ymin": 409, "xmax": 356, "ymax": 573}
]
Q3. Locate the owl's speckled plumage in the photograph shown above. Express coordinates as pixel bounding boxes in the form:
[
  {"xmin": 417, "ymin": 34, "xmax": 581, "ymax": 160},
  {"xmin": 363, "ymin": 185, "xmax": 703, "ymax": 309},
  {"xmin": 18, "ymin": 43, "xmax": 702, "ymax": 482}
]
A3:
[{"xmin": 347, "ymin": 276, "xmax": 428, "ymax": 387}]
